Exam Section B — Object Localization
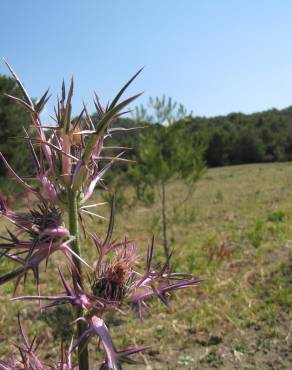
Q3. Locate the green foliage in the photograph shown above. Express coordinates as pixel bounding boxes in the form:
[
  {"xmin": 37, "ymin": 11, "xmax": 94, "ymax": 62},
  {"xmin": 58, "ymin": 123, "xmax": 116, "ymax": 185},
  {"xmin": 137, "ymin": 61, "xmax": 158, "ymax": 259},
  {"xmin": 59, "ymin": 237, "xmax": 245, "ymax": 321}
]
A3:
[
  {"xmin": 195, "ymin": 107, "xmax": 292, "ymax": 166},
  {"xmin": 248, "ymin": 220, "xmax": 264, "ymax": 248},
  {"xmin": 130, "ymin": 97, "xmax": 206, "ymax": 200},
  {"xmin": 0, "ymin": 75, "xmax": 33, "ymax": 180},
  {"xmin": 128, "ymin": 96, "xmax": 206, "ymax": 258},
  {"xmin": 134, "ymin": 95, "xmax": 190, "ymax": 125},
  {"xmin": 231, "ymin": 128, "xmax": 265, "ymax": 164},
  {"xmin": 101, "ymin": 105, "xmax": 292, "ymax": 179},
  {"xmin": 267, "ymin": 210, "xmax": 286, "ymax": 222},
  {"xmin": 177, "ymin": 354, "xmax": 194, "ymax": 366},
  {"xmin": 200, "ymin": 350, "xmax": 224, "ymax": 367}
]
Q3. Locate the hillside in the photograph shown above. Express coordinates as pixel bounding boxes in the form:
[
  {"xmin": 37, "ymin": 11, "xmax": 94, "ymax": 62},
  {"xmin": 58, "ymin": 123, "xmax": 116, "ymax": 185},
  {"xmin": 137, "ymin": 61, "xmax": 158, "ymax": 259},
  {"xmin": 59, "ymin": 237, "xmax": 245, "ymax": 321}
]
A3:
[{"xmin": 0, "ymin": 162, "xmax": 291, "ymax": 369}]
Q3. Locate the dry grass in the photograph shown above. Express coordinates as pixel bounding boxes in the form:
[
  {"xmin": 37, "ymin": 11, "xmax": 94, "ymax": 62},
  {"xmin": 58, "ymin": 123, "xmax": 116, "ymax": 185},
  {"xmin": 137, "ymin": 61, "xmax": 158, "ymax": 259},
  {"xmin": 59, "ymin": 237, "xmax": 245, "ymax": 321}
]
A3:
[{"xmin": 1, "ymin": 162, "xmax": 292, "ymax": 369}]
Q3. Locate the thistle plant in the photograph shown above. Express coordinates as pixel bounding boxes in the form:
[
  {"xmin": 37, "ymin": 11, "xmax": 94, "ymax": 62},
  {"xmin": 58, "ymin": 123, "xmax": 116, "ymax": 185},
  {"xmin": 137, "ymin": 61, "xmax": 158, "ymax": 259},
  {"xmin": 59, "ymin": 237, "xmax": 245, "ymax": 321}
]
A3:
[{"xmin": 0, "ymin": 62, "xmax": 201, "ymax": 370}]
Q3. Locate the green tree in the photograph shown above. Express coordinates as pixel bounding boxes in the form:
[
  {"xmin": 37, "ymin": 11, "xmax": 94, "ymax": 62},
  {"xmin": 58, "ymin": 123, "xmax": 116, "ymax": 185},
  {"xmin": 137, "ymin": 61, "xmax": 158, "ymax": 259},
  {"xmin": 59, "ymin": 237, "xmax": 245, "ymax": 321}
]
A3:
[
  {"xmin": 230, "ymin": 128, "xmax": 265, "ymax": 164},
  {"xmin": 131, "ymin": 97, "xmax": 205, "ymax": 259},
  {"xmin": 0, "ymin": 75, "xmax": 32, "ymax": 182}
]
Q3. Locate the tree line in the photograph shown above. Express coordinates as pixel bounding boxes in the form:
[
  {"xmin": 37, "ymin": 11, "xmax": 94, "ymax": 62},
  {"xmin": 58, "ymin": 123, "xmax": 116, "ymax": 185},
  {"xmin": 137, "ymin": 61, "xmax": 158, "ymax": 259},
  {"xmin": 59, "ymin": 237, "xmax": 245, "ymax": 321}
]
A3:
[
  {"xmin": 2, "ymin": 73, "xmax": 292, "ymax": 189},
  {"xmin": 110, "ymin": 106, "xmax": 292, "ymax": 169}
]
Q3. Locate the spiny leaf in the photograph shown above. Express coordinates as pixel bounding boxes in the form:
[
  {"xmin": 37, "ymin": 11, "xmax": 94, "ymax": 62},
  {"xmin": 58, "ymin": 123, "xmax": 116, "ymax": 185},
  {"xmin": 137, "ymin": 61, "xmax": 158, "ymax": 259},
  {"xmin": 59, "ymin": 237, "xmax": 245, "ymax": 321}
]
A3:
[
  {"xmin": 108, "ymin": 67, "xmax": 144, "ymax": 111},
  {"xmin": 3, "ymin": 59, "xmax": 34, "ymax": 107},
  {"xmin": 73, "ymin": 108, "xmax": 85, "ymax": 130},
  {"xmin": 107, "ymin": 126, "xmax": 144, "ymax": 133},
  {"xmin": 96, "ymin": 93, "xmax": 142, "ymax": 137},
  {"xmin": 103, "ymin": 195, "xmax": 115, "ymax": 247},
  {"xmin": 4, "ymin": 94, "xmax": 35, "ymax": 113},
  {"xmin": 82, "ymin": 92, "xmax": 142, "ymax": 162},
  {"xmin": 61, "ymin": 80, "xmax": 66, "ymax": 109},
  {"xmin": 35, "ymin": 88, "xmax": 51, "ymax": 113},
  {"xmin": 94, "ymin": 92, "xmax": 104, "ymax": 120},
  {"xmin": 18, "ymin": 313, "xmax": 29, "ymax": 348},
  {"xmin": 64, "ymin": 77, "xmax": 74, "ymax": 132},
  {"xmin": 23, "ymin": 128, "xmax": 40, "ymax": 174},
  {"xmin": 83, "ymin": 103, "xmax": 95, "ymax": 130}
]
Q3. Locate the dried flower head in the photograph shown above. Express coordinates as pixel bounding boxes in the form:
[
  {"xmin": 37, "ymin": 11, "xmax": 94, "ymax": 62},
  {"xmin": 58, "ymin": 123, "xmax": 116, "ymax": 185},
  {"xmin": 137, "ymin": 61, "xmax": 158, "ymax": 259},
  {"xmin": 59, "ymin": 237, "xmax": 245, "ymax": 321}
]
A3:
[{"xmin": 92, "ymin": 242, "xmax": 137, "ymax": 301}]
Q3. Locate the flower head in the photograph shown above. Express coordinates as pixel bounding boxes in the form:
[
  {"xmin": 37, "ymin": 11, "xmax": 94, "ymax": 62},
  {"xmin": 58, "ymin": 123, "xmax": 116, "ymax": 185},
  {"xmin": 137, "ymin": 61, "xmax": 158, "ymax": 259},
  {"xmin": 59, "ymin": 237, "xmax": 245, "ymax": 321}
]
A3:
[{"xmin": 0, "ymin": 195, "xmax": 92, "ymax": 294}]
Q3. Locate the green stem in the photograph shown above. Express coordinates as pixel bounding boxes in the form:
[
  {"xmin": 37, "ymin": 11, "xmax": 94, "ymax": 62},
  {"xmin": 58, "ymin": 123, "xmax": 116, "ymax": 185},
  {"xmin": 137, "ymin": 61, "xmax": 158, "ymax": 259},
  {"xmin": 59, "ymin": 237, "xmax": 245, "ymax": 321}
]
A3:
[{"xmin": 67, "ymin": 190, "xmax": 89, "ymax": 370}]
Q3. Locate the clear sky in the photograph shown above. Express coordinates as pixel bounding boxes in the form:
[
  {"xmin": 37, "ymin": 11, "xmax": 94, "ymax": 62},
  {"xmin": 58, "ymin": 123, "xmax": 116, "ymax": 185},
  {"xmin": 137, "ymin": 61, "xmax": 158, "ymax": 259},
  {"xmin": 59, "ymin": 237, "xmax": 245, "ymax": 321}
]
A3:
[{"xmin": 1, "ymin": 0, "xmax": 292, "ymax": 121}]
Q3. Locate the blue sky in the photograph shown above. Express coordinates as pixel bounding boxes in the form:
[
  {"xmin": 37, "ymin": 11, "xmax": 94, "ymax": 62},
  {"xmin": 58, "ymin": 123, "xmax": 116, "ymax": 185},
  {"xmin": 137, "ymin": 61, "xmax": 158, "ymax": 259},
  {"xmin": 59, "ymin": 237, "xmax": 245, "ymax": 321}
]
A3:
[{"xmin": 1, "ymin": 0, "xmax": 292, "ymax": 120}]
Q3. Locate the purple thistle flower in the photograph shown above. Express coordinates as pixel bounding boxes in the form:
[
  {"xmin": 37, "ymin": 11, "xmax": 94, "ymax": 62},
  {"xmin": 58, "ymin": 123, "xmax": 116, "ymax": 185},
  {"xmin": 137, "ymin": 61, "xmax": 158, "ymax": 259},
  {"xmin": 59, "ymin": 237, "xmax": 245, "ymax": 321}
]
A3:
[
  {"xmin": 0, "ymin": 196, "xmax": 91, "ymax": 293},
  {"xmin": 12, "ymin": 268, "xmax": 113, "ymax": 313},
  {"xmin": 90, "ymin": 212, "xmax": 201, "ymax": 313},
  {"xmin": 11, "ymin": 236, "xmax": 200, "ymax": 369},
  {"xmin": 13, "ymin": 235, "xmax": 201, "ymax": 317},
  {"xmin": 0, "ymin": 196, "xmax": 66, "ymax": 241},
  {"xmin": 0, "ymin": 64, "xmax": 201, "ymax": 369}
]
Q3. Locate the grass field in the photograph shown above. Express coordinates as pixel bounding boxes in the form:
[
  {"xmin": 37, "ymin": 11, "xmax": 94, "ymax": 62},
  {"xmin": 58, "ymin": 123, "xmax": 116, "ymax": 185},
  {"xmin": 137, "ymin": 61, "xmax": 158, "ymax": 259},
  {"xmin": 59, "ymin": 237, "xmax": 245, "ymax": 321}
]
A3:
[{"xmin": 0, "ymin": 162, "xmax": 292, "ymax": 369}]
